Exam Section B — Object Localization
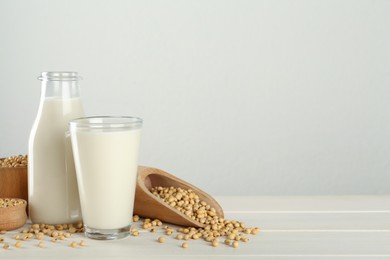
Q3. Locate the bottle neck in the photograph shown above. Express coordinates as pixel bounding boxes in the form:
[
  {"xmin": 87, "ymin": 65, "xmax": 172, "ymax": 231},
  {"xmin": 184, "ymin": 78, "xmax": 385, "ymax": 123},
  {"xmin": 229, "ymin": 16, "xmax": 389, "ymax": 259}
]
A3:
[
  {"xmin": 41, "ymin": 80, "xmax": 81, "ymax": 99},
  {"xmin": 38, "ymin": 72, "xmax": 81, "ymax": 99}
]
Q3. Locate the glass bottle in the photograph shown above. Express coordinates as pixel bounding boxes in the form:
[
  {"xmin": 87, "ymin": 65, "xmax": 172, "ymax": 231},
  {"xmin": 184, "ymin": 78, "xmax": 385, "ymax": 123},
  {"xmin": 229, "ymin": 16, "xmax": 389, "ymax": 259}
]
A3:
[{"xmin": 28, "ymin": 72, "xmax": 84, "ymax": 224}]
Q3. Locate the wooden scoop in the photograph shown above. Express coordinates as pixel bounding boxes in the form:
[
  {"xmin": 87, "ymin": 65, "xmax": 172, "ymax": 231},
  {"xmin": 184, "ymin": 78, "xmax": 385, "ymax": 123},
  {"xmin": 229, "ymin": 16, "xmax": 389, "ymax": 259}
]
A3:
[{"xmin": 134, "ymin": 166, "xmax": 224, "ymax": 228}]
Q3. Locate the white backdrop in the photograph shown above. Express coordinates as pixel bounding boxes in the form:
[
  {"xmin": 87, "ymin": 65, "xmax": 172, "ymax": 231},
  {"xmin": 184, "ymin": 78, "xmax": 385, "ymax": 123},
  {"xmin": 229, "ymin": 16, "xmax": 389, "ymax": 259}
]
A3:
[{"xmin": 1, "ymin": 0, "xmax": 389, "ymax": 195}]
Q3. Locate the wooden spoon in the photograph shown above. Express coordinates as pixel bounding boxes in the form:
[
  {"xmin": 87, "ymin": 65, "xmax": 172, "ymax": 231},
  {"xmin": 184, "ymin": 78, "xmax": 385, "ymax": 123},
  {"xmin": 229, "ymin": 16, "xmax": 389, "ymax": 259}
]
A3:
[{"xmin": 134, "ymin": 166, "xmax": 224, "ymax": 228}]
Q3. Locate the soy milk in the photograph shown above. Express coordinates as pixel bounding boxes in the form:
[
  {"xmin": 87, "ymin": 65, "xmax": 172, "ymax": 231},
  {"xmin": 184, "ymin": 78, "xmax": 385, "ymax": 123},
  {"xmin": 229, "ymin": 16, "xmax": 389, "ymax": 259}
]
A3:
[{"xmin": 70, "ymin": 128, "xmax": 141, "ymax": 229}]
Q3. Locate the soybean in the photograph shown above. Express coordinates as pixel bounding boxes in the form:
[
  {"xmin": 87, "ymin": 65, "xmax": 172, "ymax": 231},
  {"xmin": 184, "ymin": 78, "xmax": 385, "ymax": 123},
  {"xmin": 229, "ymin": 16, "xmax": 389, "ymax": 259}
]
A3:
[{"xmin": 158, "ymin": 236, "xmax": 166, "ymax": 243}]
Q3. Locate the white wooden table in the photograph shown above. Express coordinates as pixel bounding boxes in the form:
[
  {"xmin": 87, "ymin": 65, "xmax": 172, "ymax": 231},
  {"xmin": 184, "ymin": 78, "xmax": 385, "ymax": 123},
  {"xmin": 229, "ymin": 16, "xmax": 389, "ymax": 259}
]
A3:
[{"xmin": 1, "ymin": 196, "xmax": 389, "ymax": 259}]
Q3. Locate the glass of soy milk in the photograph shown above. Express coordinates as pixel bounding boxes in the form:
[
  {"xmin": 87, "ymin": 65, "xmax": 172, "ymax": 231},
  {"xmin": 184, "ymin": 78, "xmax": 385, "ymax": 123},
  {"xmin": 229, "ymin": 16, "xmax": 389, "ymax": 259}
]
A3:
[{"xmin": 69, "ymin": 116, "xmax": 142, "ymax": 240}]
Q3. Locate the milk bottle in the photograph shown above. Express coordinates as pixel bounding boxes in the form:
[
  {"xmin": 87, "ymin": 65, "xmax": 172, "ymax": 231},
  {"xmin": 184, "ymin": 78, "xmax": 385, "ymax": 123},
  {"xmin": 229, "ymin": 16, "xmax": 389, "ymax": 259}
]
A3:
[{"xmin": 28, "ymin": 72, "xmax": 84, "ymax": 224}]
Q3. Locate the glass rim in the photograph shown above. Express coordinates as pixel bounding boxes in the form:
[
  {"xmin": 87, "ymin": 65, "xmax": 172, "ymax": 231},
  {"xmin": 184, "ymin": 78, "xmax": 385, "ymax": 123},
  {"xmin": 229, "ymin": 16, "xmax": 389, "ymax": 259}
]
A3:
[
  {"xmin": 69, "ymin": 116, "xmax": 143, "ymax": 130},
  {"xmin": 38, "ymin": 71, "xmax": 82, "ymax": 81}
]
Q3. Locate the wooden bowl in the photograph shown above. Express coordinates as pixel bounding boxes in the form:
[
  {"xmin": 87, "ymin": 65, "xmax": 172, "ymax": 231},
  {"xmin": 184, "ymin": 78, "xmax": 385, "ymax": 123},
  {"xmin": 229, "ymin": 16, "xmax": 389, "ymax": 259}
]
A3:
[
  {"xmin": 0, "ymin": 165, "xmax": 28, "ymax": 203},
  {"xmin": 0, "ymin": 198, "xmax": 27, "ymax": 230}
]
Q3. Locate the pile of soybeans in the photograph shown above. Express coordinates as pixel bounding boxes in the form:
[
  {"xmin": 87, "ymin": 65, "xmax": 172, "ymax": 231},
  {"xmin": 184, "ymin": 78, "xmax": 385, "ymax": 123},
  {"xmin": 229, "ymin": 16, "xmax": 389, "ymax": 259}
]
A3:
[
  {"xmin": 134, "ymin": 186, "xmax": 260, "ymax": 248},
  {"xmin": 0, "ymin": 198, "xmax": 26, "ymax": 208},
  {"xmin": 0, "ymin": 155, "xmax": 27, "ymax": 168}
]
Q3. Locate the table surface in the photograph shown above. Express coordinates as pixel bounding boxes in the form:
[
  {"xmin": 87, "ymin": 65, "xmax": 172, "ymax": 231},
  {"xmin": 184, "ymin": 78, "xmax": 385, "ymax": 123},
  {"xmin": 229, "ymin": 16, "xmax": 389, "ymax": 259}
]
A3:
[{"xmin": 1, "ymin": 196, "xmax": 389, "ymax": 260}]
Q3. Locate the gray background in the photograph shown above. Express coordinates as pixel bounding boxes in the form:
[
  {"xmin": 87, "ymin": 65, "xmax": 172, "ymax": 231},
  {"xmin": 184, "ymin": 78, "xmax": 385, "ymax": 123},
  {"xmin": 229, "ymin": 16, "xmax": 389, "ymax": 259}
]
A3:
[{"xmin": 1, "ymin": 0, "xmax": 389, "ymax": 195}]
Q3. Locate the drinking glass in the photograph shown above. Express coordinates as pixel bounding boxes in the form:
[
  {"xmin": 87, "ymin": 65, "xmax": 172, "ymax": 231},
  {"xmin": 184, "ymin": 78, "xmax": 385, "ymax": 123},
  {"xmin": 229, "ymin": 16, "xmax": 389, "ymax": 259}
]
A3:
[{"xmin": 69, "ymin": 116, "xmax": 142, "ymax": 240}]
